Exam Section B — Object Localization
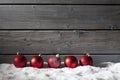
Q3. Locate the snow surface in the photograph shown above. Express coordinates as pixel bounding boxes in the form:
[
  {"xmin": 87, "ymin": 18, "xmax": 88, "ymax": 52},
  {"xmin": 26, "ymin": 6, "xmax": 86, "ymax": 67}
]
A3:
[{"xmin": 0, "ymin": 62, "xmax": 120, "ymax": 80}]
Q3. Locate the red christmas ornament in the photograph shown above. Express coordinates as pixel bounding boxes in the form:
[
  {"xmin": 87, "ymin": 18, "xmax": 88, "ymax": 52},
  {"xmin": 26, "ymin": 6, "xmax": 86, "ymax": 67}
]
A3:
[
  {"xmin": 48, "ymin": 54, "xmax": 61, "ymax": 68},
  {"xmin": 13, "ymin": 52, "xmax": 27, "ymax": 68},
  {"xmin": 80, "ymin": 53, "xmax": 93, "ymax": 66},
  {"xmin": 64, "ymin": 56, "xmax": 78, "ymax": 68},
  {"xmin": 30, "ymin": 54, "xmax": 44, "ymax": 68}
]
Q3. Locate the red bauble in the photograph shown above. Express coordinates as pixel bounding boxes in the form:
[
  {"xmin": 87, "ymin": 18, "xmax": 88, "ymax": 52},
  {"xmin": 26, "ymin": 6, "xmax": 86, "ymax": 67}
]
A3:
[
  {"xmin": 13, "ymin": 52, "xmax": 27, "ymax": 68},
  {"xmin": 48, "ymin": 54, "xmax": 61, "ymax": 68},
  {"xmin": 80, "ymin": 54, "xmax": 93, "ymax": 66},
  {"xmin": 64, "ymin": 56, "xmax": 78, "ymax": 68},
  {"xmin": 30, "ymin": 54, "xmax": 44, "ymax": 68}
]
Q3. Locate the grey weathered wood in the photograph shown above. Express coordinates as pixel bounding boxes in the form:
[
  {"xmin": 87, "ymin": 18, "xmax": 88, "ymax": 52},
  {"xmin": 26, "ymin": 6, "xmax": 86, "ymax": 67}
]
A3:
[
  {"xmin": 0, "ymin": 55, "xmax": 120, "ymax": 67},
  {"xmin": 0, "ymin": 5, "xmax": 120, "ymax": 29},
  {"xmin": 0, "ymin": 31, "xmax": 120, "ymax": 54},
  {"xmin": 0, "ymin": 0, "xmax": 119, "ymax": 4}
]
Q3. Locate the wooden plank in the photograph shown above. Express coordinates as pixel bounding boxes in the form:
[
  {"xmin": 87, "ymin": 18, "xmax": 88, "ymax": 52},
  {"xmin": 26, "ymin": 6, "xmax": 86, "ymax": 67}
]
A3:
[
  {"xmin": 0, "ymin": 5, "xmax": 120, "ymax": 29},
  {"xmin": 0, "ymin": 31, "xmax": 120, "ymax": 54},
  {"xmin": 0, "ymin": 55, "xmax": 120, "ymax": 67},
  {"xmin": 0, "ymin": 0, "xmax": 119, "ymax": 4}
]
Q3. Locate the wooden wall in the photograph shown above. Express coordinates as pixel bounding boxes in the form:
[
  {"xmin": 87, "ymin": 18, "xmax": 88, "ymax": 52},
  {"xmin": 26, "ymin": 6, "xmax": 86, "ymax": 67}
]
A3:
[{"xmin": 0, "ymin": 0, "xmax": 120, "ymax": 65}]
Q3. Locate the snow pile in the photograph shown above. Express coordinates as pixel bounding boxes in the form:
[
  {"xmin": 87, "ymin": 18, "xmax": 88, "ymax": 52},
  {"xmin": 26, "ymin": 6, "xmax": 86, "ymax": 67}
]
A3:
[{"xmin": 0, "ymin": 62, "xmax": 120, "ymax": 80}]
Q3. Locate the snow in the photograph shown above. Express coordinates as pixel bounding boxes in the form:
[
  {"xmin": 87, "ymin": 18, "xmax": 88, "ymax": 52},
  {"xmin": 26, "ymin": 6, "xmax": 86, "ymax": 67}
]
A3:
[{"xmin": 0, "ymin": 62, "xmax": 120, "ymax": 80}]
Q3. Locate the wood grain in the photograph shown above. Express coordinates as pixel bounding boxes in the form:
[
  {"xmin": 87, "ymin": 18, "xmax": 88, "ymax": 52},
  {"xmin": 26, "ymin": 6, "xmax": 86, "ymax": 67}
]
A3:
[
  {"xmin": 0, "ymin": 31, "xmax": 120, "ymax": 54},
  {"xmin": 0, "ymin": 0, "xmax": 119, "ymax": 4},
  {"xmin": 0, "ymin": 5, "xmax": 120, "ymax": 29}
]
